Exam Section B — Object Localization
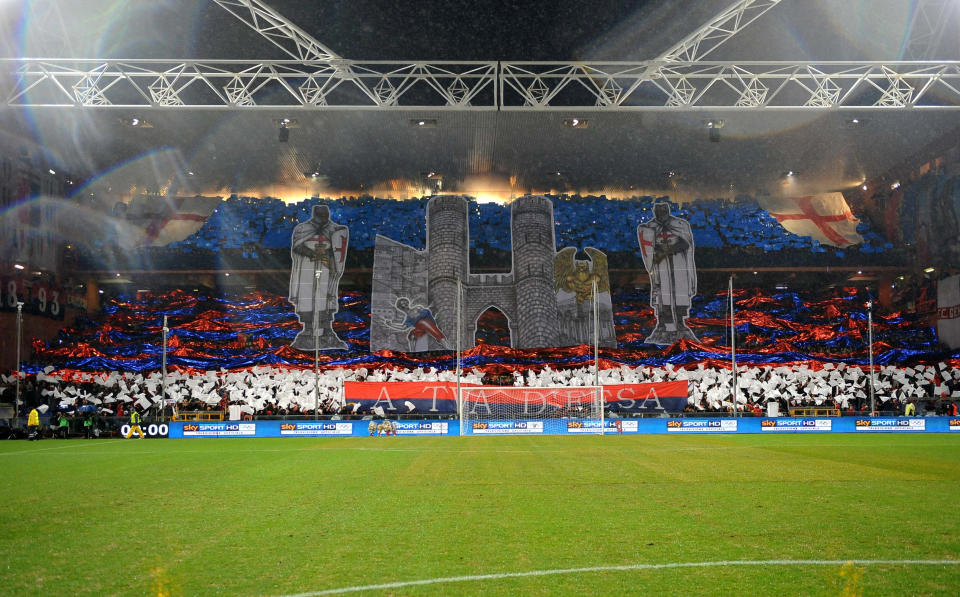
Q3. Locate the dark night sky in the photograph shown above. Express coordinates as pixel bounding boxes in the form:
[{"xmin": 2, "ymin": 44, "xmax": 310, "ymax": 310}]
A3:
[
  {"xmin": 2, "ymin": 0, "xmax": 718, "ymax": 62},
  {"xmin": 2, "ymin": 1, "xmax": 936, "ymax": 64},
  {"xmin": 235, "ymin": 0, "xmax": 655, "ymax": 61}
]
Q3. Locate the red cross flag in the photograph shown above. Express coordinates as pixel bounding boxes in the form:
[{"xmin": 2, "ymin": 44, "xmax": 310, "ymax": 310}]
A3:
[
  {"xmin": 759, "ymin": 193, "xmax": 863, "ymax": 247},
  {"xmin": 123, "ymin": 195, "xmax": 221, "ymax": 248}
]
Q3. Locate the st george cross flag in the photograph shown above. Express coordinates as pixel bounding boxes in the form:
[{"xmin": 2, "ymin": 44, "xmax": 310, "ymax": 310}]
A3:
[
  {"xmin": 122, "ymin": 195, "xmax": 221, "ymax": 247},
  {"xmin": 937, "ymin": 273, "xmax": 960, "ymax": 349},
  {"xmin": 758, "ymin": 193, "xmax": 863, "ymax": 247}
]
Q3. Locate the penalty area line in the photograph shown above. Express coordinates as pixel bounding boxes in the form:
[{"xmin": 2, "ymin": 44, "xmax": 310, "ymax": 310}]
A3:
[{"xmin": 280, "ymin": 559, "xmax": 960, "ymax": 596}]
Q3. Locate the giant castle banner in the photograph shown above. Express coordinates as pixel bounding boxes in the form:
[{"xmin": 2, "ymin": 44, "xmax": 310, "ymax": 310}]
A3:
[{"xmin": 370, "ymin": 195, "xmax": 618, "ymax": 352}]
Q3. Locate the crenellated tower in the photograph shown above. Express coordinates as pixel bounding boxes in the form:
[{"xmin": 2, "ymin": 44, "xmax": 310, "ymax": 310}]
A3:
[
  {"xmin": 426, "ymin": 196, "xmax": 469, "ymax": 346},
  {"xmin": 510, "ymin": 195, "xmax": 560, "ymax": 348}
]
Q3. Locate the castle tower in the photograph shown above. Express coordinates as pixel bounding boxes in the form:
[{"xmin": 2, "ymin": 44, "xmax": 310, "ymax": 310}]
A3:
[
  {"xmin": 511, "ymin": 196, "xmax": 560, "ymax": 348},
  {"xmin": 427, "ymin": 196, "xmax": 469, "ymax": 346}
]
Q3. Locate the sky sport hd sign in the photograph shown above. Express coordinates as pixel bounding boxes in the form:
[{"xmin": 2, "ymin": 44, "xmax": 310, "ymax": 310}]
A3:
[
  {"xmin": 471, "ymin": 421, "xmax": 544, "ymax": 434},
  {"xmin": 279, "ymin": 422, "xmax": 353, "ymax": 436},
  {"xmin": 761, "ymin": 419, "xmax": 832, "ymax": 432},
  {"xmin": 666, "ymin": 419, "xmax": 738, "ymax": 433},
  {"xmin": 181, "ymin": 422, "xmax": 256, "ymax": 437},
  {"xmin": 854, "ymin": 418, "xmax": 926, "ymax": 432}
]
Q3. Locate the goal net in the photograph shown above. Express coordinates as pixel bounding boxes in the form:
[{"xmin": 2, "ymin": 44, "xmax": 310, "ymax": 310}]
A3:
[{"xmin": 459, "ymin": 386, "xmax": 604, "ymax": 435}]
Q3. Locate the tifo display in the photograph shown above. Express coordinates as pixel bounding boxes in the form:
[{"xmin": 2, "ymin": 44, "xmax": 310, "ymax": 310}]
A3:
[{"xmin": 7, "ymin": 188, "xmax": 960, "ymax": 436}]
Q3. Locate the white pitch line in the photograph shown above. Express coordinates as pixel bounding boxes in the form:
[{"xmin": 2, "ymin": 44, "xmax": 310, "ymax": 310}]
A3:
[
  {"xmin": 280, "ymin": 559, "xmax": 960, "ymax": 596},
  {"xmin": 0, "ymin": 439, "xmax": 123, "ymax": 456}
]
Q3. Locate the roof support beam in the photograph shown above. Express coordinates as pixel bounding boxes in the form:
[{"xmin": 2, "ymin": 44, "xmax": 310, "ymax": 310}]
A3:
[
  {"xmin": 498, "ymin": 60, "xmax": 960, "ymax": 109},
  {"xmin": 655, "ymin": 0, "xmax": 783, "ymax": 63},
  {"xmin": 211, "ymin": 0, "xmax": 341, "ymax": 62},
  {"xmin": 7, "ymin": 58, "xmax": 960, "ymax": 110},
  {"xmin": 0, "ymin": 59, "xmax": 499, "ymax": 109},
  {"xmin": 902, "ymin": 0, "xmax": 956, "ymax": 60}
]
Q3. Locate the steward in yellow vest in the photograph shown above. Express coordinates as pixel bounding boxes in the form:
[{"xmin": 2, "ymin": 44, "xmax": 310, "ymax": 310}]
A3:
[{"xmin": 125, "ymin": 409, "xmax": 145, "ymax": 439}]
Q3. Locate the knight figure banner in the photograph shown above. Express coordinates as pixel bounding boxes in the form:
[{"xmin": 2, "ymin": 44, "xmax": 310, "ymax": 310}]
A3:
[
  {"xmin": 637, "ymin": 200, "xmax": 698, "ymax": 345},
  {"xmin": 288, "ymin": 205, "xmax": 349, "ymax": 351}
]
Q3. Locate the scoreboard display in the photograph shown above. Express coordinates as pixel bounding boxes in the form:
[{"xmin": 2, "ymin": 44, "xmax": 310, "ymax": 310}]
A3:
[{"xmin": 0, "ymin": 276, "xmax": 87, "ymax": 320}]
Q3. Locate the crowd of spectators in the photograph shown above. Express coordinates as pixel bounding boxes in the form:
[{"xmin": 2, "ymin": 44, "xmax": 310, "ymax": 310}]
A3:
[
  {"xmin": 28, "ymin": 282, "xmax": 944, "ymax": 374},
  {"xmin": 128, "ymin": 193, "xmax": 894, "ymax": 258},
  {"xmin": 864, "ymin": 166, "xmax": 960, "ymax": 265},
  {"xmin": 4, "ymin": 359, "xmax": 958, "ymax": 420}
]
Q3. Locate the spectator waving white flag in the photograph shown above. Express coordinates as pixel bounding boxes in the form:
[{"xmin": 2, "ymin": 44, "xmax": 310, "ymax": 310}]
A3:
[
  {"xmin": 758, "ymin": 193, "xmax": 863, "ymax": 247},
  {"xmin": 937, "ymin": 274, "xmax": 960, "ymax": 349}
]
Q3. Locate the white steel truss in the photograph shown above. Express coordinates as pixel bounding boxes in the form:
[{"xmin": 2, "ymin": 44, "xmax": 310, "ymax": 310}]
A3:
[
  {"xmin": 211, "ymin": 0, "xmax": 341, "ymax": 62},
  {"xmin": 902, "ymin": 0, "xmax": 956, "ymax": 60},
  {"xmin": 1, "ymin": 59, "xmax": 499, "ymax": 109},
  {"xmin": 655, "ymin": 0, "xmax": 783, "ymax": 63},
  {"xmin": 7, "ymin": 59, "xmax": 960, "ymax": 110},
  {"xmin": 5, "ymin": 1, "xmax": 960, "ymax": 111},
  {"xmin": 498, "ymin": 61, "xmax": 960, "ymax": 110}
]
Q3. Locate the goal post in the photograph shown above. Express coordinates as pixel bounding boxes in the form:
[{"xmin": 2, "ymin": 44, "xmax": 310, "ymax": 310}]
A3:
[{"xmin": 459, "ymin": 385, "xmax": 605, "ymax": 435}]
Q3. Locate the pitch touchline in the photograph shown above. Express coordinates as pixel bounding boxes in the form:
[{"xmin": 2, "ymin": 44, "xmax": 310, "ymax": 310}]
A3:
[
  {"xmin": 0, "ymin": 440, "xmax": 118, "ymax": 457},
  {"xmin": 280, "ymin": 559, "xmax": 960, "ymax": 596}
]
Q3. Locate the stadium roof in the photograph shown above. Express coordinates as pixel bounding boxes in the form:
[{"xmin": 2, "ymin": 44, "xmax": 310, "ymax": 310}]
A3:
[{"xmin": 2, "ymin": 0, "xmax": 960, "ymax": 201}]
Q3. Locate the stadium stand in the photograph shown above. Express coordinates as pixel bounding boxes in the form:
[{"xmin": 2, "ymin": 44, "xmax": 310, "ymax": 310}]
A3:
[
  {"xmin": 9, "ymin": 277, "xmax": 956, "ymax": 420},
  {"xmin": 13, "ymin": 179, "xmax": 960, "ymax": 426},
  {"xmin": 128, "ymin": 194, "xmax": 893, "ymax": 257}
]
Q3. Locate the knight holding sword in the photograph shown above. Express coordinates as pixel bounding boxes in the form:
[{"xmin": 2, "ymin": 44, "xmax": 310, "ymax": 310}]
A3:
[
  {"xmin": 289, "ymin": 205, "xmax": 349, "ymax": 350},
  {"xmin": 637, "ymin": 200, "xmax": 698, "ymax": 345}
]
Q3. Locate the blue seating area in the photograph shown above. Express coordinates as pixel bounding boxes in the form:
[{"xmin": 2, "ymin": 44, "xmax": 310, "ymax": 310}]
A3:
[{"xmin": 165, "ymin": 193, "xmax": 892, "ymax": 257}]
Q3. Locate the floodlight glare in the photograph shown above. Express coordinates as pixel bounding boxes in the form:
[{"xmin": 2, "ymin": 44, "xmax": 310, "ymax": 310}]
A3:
[{"xmin": 562, "ymin": 118, "xmax": 588, "ymax": 129}]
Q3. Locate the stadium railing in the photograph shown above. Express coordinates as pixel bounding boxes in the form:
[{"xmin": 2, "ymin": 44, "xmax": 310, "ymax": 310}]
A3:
[
  {"xmin": 788, "ymin": 406, "xmax": 842, "ymax": 417},
  {"xmin": 173, "ymin": 411, "xmax": 224, "ymax": 422}
]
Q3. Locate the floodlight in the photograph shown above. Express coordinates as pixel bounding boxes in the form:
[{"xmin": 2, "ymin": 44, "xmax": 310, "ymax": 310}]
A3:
[{"xmin": 563, "ymin": 118, "xmax": 588, "ymax": 129}]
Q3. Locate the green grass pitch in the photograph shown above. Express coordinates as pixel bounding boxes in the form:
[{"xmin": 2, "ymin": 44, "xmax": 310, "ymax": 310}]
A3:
[{"xmin": 1, "ymin": 434, "xmax": 958, "ymax": 596}]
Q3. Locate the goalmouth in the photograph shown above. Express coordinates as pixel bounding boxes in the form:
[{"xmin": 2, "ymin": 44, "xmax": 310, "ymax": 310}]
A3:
[{"xmin": 459, "ymin": 385, "xmax": 605, "ymax": 436}]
